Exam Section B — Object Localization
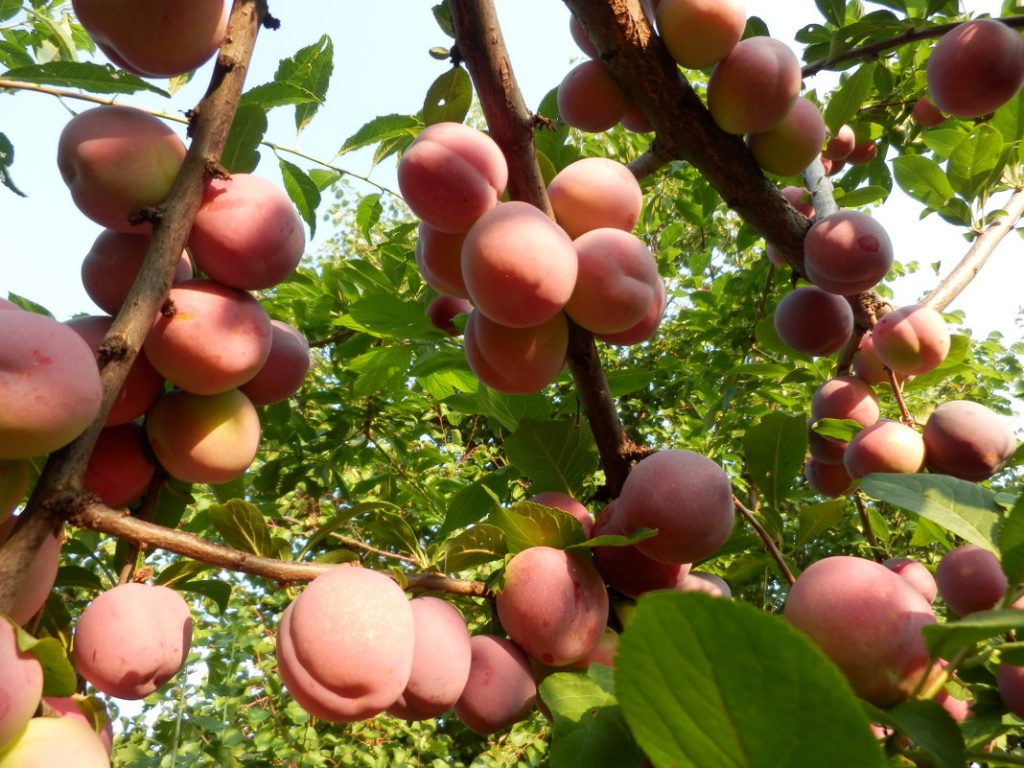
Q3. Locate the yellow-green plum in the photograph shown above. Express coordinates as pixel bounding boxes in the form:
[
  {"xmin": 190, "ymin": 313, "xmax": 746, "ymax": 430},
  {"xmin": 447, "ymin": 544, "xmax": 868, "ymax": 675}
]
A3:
[
  {"xmin": 143, "ymin": 279, "xmax": 271, "ymax": 395},
  {"xmin": 238, "ymin": 320, "xmax": 311, "ymax": 406},
  {"xmin": 803, "ymin": 210, "xmax": 893, "ymax": 295},
  {"xmin": 0, "ymin": 311, "xmax": 103, "ymax": 460},
  {"xmin": 852, "ymin": 332, "xmax": 894, "ymax": 386},
  {"xmin": 844, "ymin": 420, "xmax": 926, "ymax": 479},
  {"xmin": 188, "ymin": 174, "xmax": 305, "ymax": 291},
  {"xmin": 773, "ymin": 285, "xmax": 854, "ymax": 357},
  {"xmin": 73, "ymin": 582, "xmax": 192, "ymax": 700},
  {"xmin": 276, "ymin": 566, "xmax": 414, "ymax": 722},
  {"xmin": 397, "ymin": 122, "xmax": 508, "ymax": 234},
  {"xmin": 463, "ymin": 309, "xmax": 568, "ymax": 395},
  {"xmin": 0, "ymin": 461, "xmax": 29, "ymax": 521},
  {"xmin": 597, "ymin": 278, "xmax": 666, "ymax": 346},
  {"xmin": 454, "ymin": 635, "xmax": 537, "ymax": 735},
  {"xmin": 567, "ymin": 229, "xmax": 661, "ymax": 335},
  {"xmin": 80, "ymin": 229, "xmax": 192, "ymax": 315},
  {"xmin": 57, "ymin": 106, "xmax": 186, "ymax": 232},
  {"xmin": 387, "ymin": 597, "xmax": 472, "ymax": 721},
  {"xmin": 871, "ymin": 304, "xmax": 950, "ymax": 376},
  {"xmin": 557, "ymin": 60, "xmax": 629, "ymax": 132},
  {"xmin": 145, "ymin": 389, "xmax": 260, "ymax": 485},
  {"xmin": 496, "ymin": 546, "xmax": 609, "ymax": 667},
  {"xmin": 883, "ymin": 558, "xmax": 937, "ymax": 604},
  {"xmin": 784, "ymin": 555, "xmax": 936, "ymax": 707},
  {"xmin": 82, "ymin": 423, "xmax": 156, "ymax": 508},
  {"xmin": 707, "ymin": 36, "xmax": 801, "ymax": 135},
  {"xmin": 935, "ymin": 545, "xmax": 1008, "ymax": 616},
  {"xmin": 0, "ymin": 716, "xmax": 109, "ymax": 768},
  {"xmin": 617, "ymin": 449, "xmax": 734, "ymax": 565},
  {"xmin": 71, "ymin": 0, "xmax": 227, "ymax": 77},
  {"xmin": 926, "ymin": 19, "xmax": 1024, "ymax": 119},
  {"xmin": 529, "ymin": 491, "xmax": 593, "ymax": 537},
  {"xmin": 747, "ymin": 97, "xmax": 827, "ymax": 176},
  {"xmin": 40, "ymin": 696, "xmax": 112, "ymax": 755},
  {"xmin": 591, "ymin": 503, "xmax": 685, "ymax": 598},
  {"xmin": 655, "ymin": 0, "xmax": 746, "ymax": 70},
  {"xmin": 415, "ymin": 223, "xmax": 469, "ymax": 298},
  {"xmin": 923, "ymin": 400, "xmax": 1018, "ymax": 481},
  {"xmin": 0, "ymin": 619, "xmax": 42, "ymax": 754},
  {"xmin": 0, "ymin": 521, "xmax": 61, "ymax": 627},
  {"xmin": 547, "ymin": 157, "xmax": 643, "ymax": 239},
  {"xmin": 461, "ymin": 201, "xmax": 577, "ymax": 328}
]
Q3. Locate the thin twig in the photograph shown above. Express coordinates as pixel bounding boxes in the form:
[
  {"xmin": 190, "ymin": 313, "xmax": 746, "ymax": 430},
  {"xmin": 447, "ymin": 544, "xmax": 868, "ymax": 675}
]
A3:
[
  {"xmin": 733, "ymin": 495, "xmax": 796, "ymax": 586},
  {"xmin": 116, "ymin": 472, "xmax": 167, "ymax": 585},
  {"xmin": 887, "ymin": 369, "xmax": 916, "ymax": 426},
  {"xmin": 279, "ymin": 514, "xmax": 418, "ymax": 565},
  {"xmin": 853, "ymin": 493, "xmax": 883, "ymax": 561}
]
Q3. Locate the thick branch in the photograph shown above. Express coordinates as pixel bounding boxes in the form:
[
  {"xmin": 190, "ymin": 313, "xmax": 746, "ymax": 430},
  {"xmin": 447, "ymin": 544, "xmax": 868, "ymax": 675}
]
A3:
[
  {"xmin": 71, "ymin": 501, "xmax": 489, "ymax": 597},
  {"xmin": 923, "ymin": 188, "xmax": 1024, "ymax": 312},
  {"xmin": 0, "ymin": 0, "xmax": 265, "ymax": 615}
]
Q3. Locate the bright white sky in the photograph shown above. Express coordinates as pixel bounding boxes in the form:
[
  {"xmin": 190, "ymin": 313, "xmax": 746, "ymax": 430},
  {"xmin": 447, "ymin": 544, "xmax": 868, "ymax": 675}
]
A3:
[{"xmin": 0, "ymin": 1, "xmax": 1019, "ymax": 337}]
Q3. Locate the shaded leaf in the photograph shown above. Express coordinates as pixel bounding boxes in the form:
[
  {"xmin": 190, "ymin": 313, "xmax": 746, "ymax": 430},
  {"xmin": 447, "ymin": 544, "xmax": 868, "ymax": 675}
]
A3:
[
  {"xmin": 488, "ymin": 501, "xmax": 586, "ymax": 553},
  {"xmin": 0, "ymin": 132, "xmax": 25, "ymax": 197},
  {"xmin": 892, "ymin": 154, "xmax": 955, "ymax": 209},
  {"xmin": 156, "ymin": 559, "xmax": 217, "ymax": 588},
  {"xmin": 2, "ymin": 61, "xmax": 168, "ymax": 95},
  {"xmin": 11, "ymin": 619, "xmax": 76, "ymax": 697},
  {"xmin": 880, "ymin": 699, "xmax": 965, "ymax": 768},
  {"xmin": 999, "ymin": 494, "xmax": 1024, "ymax": 584},
  {"xmin": 441, "ymin": 468, "xmax": 516, "ymax": 534},
  {"xmin": 355, "ymin": 192, "xmax": 383, "ymax": 242},
  {"xmin": 208, "ymin": 500, "xmax": 275, "ymax": 557},
  {"xmin": 178, "ymin": 579, "xmax": 231, "ymax": 615},
  {"xmin": 423, "ymin": 66, "xmax": 472, "ymax": 125},
  {"xmin": 279, "ymin": 158, "xmax": 320, "ymax": 238},
  {"xmin": 744, "ymin": 412, "xmax": 807, "ymax": 509},
  {"xmin": 504, "ymin": 418, "xmax": 598, "ymax": 497},
  {"xmin": 221, "ymin": 102, "xmax": 267, "ymax": 173},
  {"xmin": 439, "ymin": 523, "xmax": 507, "ymax": 572},
  {"xmin": 796, "ymin": 500, "xmax": 847, "ymax": 548},
  {"xmin": 922, "ymin": 609, "xmax": 1024, "ymax": 659},
  {"xmin": 825, "ymin": 62, "xmax": 875, "ymax": 133}
]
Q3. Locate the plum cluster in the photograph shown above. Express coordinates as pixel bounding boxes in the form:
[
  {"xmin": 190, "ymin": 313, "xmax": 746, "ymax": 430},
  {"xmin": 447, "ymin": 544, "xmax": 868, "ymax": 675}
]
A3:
[{"xmin": 400, "ymin": 122, "xmax": 665, "ymax": 394}]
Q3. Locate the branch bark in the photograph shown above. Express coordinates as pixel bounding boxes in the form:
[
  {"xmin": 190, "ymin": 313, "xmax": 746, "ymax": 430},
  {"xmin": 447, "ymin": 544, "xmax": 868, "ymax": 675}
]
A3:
[{"xmin": 0, "ymin": 0, "xmax": 265, "ymax": 615}]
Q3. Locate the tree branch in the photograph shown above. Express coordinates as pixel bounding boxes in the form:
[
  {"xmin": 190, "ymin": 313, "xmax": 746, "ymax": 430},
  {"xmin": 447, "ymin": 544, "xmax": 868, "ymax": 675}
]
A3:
[
  {"xmin": 0, "ymin": 0, "xmax": 266, "ymax": 615},
  {"xmin": 733, "ymin": 495, "xmax": 796, "ymax": 586}
]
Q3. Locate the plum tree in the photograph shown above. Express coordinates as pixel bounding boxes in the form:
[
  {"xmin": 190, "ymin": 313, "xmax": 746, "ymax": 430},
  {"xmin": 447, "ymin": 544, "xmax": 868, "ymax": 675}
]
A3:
[
  {"xmin": 547, "ymin": 157, "xmax": 643, "ymax": 239},
  {"xmin": 706, "ymin": 36, "xmax": 801, "ymax": 134},
  {"xmin": 773, "ymin": 285, "xmax": 854, "ymax": 357},
  {"xmin": 654, "ymin": 0, "xmax": 746, "ymax": 70},
  {"xmin": 871, "ymin": 304, "xmax": 950, "ymax": 376},
  {"xmin": 803, "ymin": 210, "xmax": 894, "ymax": 295},
  {"xmin": 495, "ymin": 546, "xmax": 609, "ymax": 666},
  {"xmin": 73, "ymin": 582, "xmax": 192, "ymax": 700},
  {"xmin": 922, "ymin": 400, "xmax": 1018, "ymax": 481},
  {"xmin": 935, "ymin": 545, "xmax": 1008, "ymax": 616},
  {"xmin": 557, "ymin": 60, "xmax": 628, "ymax": 132},
  {"xmin": 454, "ymin": 635, "xmax": 538, "ymax": 735}
]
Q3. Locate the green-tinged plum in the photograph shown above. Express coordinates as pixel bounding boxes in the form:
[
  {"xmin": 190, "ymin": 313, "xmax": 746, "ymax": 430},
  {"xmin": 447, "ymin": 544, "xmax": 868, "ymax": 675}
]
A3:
[
  {"xmin": 547, "ymin": 157, "xmax": 643, "ymax": 239},
  {"xmin": 0, "ymin": 716, "xmax": 109, "ymax": 768},
  {"xmin": 747, "ymin": 97, "xmax": 827, "ymax": 177},
  {"xmin": 871, "ymin": 304, "xmax": 950, "ymax": 376},
  {"xmin": 415, "ymin": 223, "xmax": 469, "ymax": 298},
  {"xmin": 461, "ymin": 201, "xmax": 577, "ymax": 328},
  {"xmin": 557, "ymin": 60, "xmax": 629, "ymax": 132},
  {"xmin": 0, "ymin": 461, "xmax": 29, "ymax": 521},
  {"xmin": 655, "ymin": 0, "xmax": 746, "ymax": 70},
  {"xmin": 883, "ymin": 558, "xmax": 937, "ymax": 604},
  {"xmin": 935, "ymin": 545, "xmax": 1007, "ymax": 616},
  {"xmin": 188, "ymin": 174, "xmax": 305, "ymax": 290},
  {"xmin": 238, "ymin": 320, "xmax": 311, "ymax": 406},
  {"xmin": 0, "ymin": 311, "xmax": 102, "ymax": 460},
  {"xmin": 387, "ymin": 597, "xmax": 472, "ymax": 721},
  {"xmin": 0, "ymin": 521, "xmax": 61, "ymax": 627},
  {"xmin": 804, "ymin": 210, "xmax": 894, "ymax": 295},
  {"xmin": 463, "ymin": 310, "xmax": 568, "ymax": 394},
  {"xmin": 773, "ymin": 286, "xmax": 854, "ymax": 357},
  {"xmin": 567, "ymin": 229, "xmax": 661, "ymax": 335},
  {"xmin": 804, "ymin": 458, "xmax": 852, "ymax": 497},
  {"xmin": 143, "ymin": 279, "xmax": 272, "ymax": 395},
  {"xmin": 496, "ymin": 546, "xmax": 609, "ymax": 667},
  {"xmin": 784, "ymin": 555, "xmax": 936, "ymax": 707},
  {"xmin": 529, "ymin": 491, "xmax": 593, "ymax": 537},
  {"xmin": 145, "ymin": 388, "xmax": 261, "ymax": 485},
  {"xmin": 41, "ymin": 696, "xmax": 113, "ymax": 755},
  {"xmin": 57, "ymin": 106, "xmax": 186, "ymax": 232},
  {"xmin": 617, "ymin": 449, "xmax": 734, "ymax": 565},
  {"xmin": 82, "ymin": 423, "xmax": 156, "ymax": 508},
  {"xmin": 591, "ymin": 504, "xmax": 685, "ymax": 597},
  {"xmin": 707, "ymin": 36, "xmax": 801, "ymax": 135},
  {"xmin": 0, "ymin": 619, "xmax": 42, "ymax": 754},
  {"xmin": 454, "ymin": 635, "xmax": 538, "ymax": 735},
  {"xmin": 843, "ymin": 421, "xmax": 926, "ymax": 479},
  {"xmin": 567, "ymin": 627, "xmax": 619, "ymax": 670},
  {"xmin": 81, "ymin": 229, "xmax": 192, "ymax": 315},
  {"xmin": 852, "ymin": 332, "xmax": 895, "ymax": 386},
  {"xmin": 73, "ymin": 582, "xmax": 192, "ymax": 700},
  {"xmin": 397, "ymin": 122, "xmax": 508, "ymax": 234},
  {"xmin": 926, "ymin": 19, "xmax": 1024, "ymax": 119},
  {"xmin": 923, "ymin": 400, "xmax": 1018, "ymax": 481}
]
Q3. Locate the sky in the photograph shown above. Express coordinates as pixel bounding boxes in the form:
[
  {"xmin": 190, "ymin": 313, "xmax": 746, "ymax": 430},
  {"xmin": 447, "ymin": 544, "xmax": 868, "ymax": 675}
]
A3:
[{"xmin": 0, "ymin": 1, "xmax": 1019, "ymax": 335}]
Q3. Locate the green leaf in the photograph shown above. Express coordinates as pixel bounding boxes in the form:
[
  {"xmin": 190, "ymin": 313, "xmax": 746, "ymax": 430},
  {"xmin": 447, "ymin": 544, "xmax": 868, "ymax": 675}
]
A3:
[
  {"xmin": 796, "ymin": 500, "xmax": 847, "ymax": 548},
  {"xmin": 811, "ymin": 417, "xmax": 863, "ymax": 442},
  {"xmin": 488, "ymin": 501, "xmax": 587, "ymax": 553},
  {"xmin": 297, "ymin": 500, "xmax": 392, "ymax": 559},
  {"xmin": 178, "ymin": 579, "xmax": 231, "ymax": 615},
  {"xmin": 279, "ymin": 158, "xmax": 320, "ymax": 238},
  {"xmin": 221, "ymin": 103, "xmax": 267, "ymax": 173},
  {"xmin": 240, "ymin": 81, "xmax": 321, "ymax": 110},
  {"xmin": 881, "ymin": 699, "xmax": 965, "ymax": 768},
  {"xmin": 946, "ymin": 124, "xmax": 1004, "ymax": 202},
  {"xmin": 992, "ymin": 90, "xmax": 1024, "ymax": 163},
  {"xmin": 0, "ymin": 0, "xmax": 20, "ymax": 22},
  {"xmin": 439, "ymin": 523, "xmax": 507, "ymax": 572},
  {"xmin": 615, "ymin": 593, "xmax": 886, "ymax": 768},
  {"xmin": 2, "ymin": 61, "xmax": 169, "ymax": 95},
  {"xmin": 858, "ymin": 473, "xmax": 1002, "ymax": 551},
  {"xmin": 504, "ymin": 418, "xmax": 598, "ymax": 497},
  {"xmin": 55, "ymin": 565, "xmax": 104, "ymax": 591},
  {"xmin": 0, "ymin": 132, "xmax": 25, "ymax": 197},
  {"xmin": 338, "ymin": 113, "xmax": 422, "ymax": 156},
  {"xmin": 208, "ymin": 500, "xmax": 275, "ymax": 557},
  {"xmin": 441, "ymin": 468, "xmax": 516, "ymax": 534},
  {"xmin": 156, "ymin": 559, "xmax": 217, "ymax": 588},
  {"xmin": 920, "ymin": 128, "xmax": 970, "ymax": 160},
  {"xmin": 355, "ymin": 192, "xmax": 383, "ymax": 242},
  {"xmin": 541, "ymin": 666, "xmax": 645, "ymax": 768},
  {"xmin": 343, "ymin": 293, "xmax": 432, "ymax": 338},
  {"xmin": 998, "ymin": 494, "xmax": 1024, "ymax": 585},
  {"xmin": 308, "ymin": 168, "xmax": 341, "ymax": 191},
  {"xmin": 815, "ymin": 0, "xmax": 847, "ymax": 26},
  {"xmin": 423, "ymin": 66, "xmax": 472, "ymax": 125},
  {"xmin": 825, "ymin": 62, "xmax": 875, "ymax": 134},
  {"xmin": 432, "ymin": 2, "xmax": 455, "ymax": 37},
  {"xmin": 10, "ymin": 619, "xmax": 77, "ymax": 697},
  {"xmin": 269, "ymin": 35, "xmax": 333, "ymax": 132},
  {"xmin": 835, "ymin": 185, "xmax": 887, "ymax": 207},
  {"xmin": 743, "ymin": 412, "xmax": 807, "ymax": 509},
  {"xmin": 892, "ymin": 154, "xmax": 955, "ymax": 209},
  {"xmin": 922, "ymin": 609, "xmax": 1024, "ymax": 659}
]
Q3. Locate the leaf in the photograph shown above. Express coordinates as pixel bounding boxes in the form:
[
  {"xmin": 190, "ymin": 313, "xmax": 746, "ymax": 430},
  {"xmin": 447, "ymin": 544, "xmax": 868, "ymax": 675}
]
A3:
[
  {"xmin": 0, "ymin": 132, "xmax": 25, "ymax": 197},
  {"xmin": 338, "ymin": 113, "xmax": 421, "ymax": 156},
  {"xmin": 440, "ymin": 468, "xmax": 516, "ymax": 534},
  {"xmin": 857, "ymin": 473, "xmax": 1002, "ymax": 551},
  {"xmin": 992, "ymin": 90, "xmax": 1024, "ymax": 163},
  {"xmin": 279, "ymin": 159, "xmax": 320, "ymax": 238},
  {"xmin": 488, "ymin": 501, "xmax": 587, "ymax": 553},
  {"xmin": 946, "ymin": 124, "xmax": 1004, "ymax": 202},
  {"xmin": 10, "ymin": 619, "xmax": 77, "ymax": 697},
  {"xmin": 570, "ymin": 528, "xmax": 657, "ymax": 551},
  {"xmin": 269, "ymin": 35, "xmax": 333, "ymax": 132},
  {"xmin": 178, "ymin": 579, "xmax": 231, "ymax": 615},
  {"xmin": 240, "ymin": 81, "xmax": 321, "ymax": 110},
  {"xmin": 439, "ymin": 523, "xmax": 507, "ymax": 572},
  {"xmin": 998, "ymin": 494, "xmax": 1024, "ymax": 585},
  {"xmin": 208, "ymin": 500, "xmax": 275, "ymax": 557},
  {"xmin": 2, "ymin": 61, "xmax": 168, "ymax": 95},
  {"xmin": 0, "ymin": 0, "xmax": 19, "ymax": 22},
  {"xmin": 541, "ymin": 666, "xmax": 645, "ymax": 768},
  {"xmin": 221, "ymin": 103, "xmax": 267, "ymax": 173},
  {"xmin": 922, "ymin": 609, "xmax": 1024, "ymax": 659},
  {"xmin": 892, "ymin": 154, "xmax": 955, "ymax": 209},
  {"xmin": 423, "ymin": 66, "xmax": 472, "ymax": 125},
  {"xmin": 432, "ymin": 2, "xmax": 455, "ymax": 37},
  {"xmin": 811, "ymin": 417, "xmax": 863, "ymax": 442},
  {"xmin": 156, "ymin": 559, "xmax": 217, "ymax": 588},
  {"xmin": 796, "ymin": 500, "xmax": 847, "ymax": 548},
  {"xmin": 504, "ymin": 418, "xmax": 598, "ymax": 497},
  {"xmin": 743, "ymin": 412, "xmax": 807, "ymax": 509},
  {"xmin": 615, "ymin": 593, "xmax": 886, "ymax": 768},
  {"xmin": 835, "ymin": 185, "xmax": 887, "ymax": 207},
  {"xmin": 297, "ymin": 500, "xmax": 391, "ymax": 559},
  {"xmin": 880, "ymin": 699, "xmax": 965, "ymax": 768},
  {"xmin": 355, "ymin": 193, "xmax": 383, "ymax": 242},
  {"xmin": 54, "ymin": 565, "xmax": 104, "ymax": 591},
  {"xmin": 814, "ymin": 0, "xmax": 847, "ymax": 26},
  {"xmin": 824, "ymin": 62, "xmax": 875, "ymax": 133}
]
